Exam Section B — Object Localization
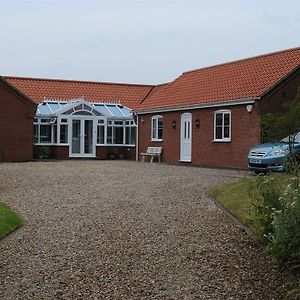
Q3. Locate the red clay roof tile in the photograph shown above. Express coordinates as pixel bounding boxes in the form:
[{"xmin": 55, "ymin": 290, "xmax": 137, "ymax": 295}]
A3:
[
  {"xmin": 4, "ymin": 46, "xmax": 300, "ymax": 112},
  {"xmin": 138, "ymin": 46, "xmax": 300, "ymax": 111},
  {"xmin": 4, "ymin": 76, "xmax": 154, "ymax": 110}
]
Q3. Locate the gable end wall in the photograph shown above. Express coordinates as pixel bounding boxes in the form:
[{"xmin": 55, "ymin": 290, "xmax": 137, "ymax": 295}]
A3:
[
  {"xmin": 0, "ymin": 82, "xmax": 37, "ymax": 161},
  {"xmin": 259, "ymin": 68, "xmax": 300, "ymax": 114}
]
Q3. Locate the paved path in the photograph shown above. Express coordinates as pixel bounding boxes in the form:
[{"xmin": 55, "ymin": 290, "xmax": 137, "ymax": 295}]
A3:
[{"xmin": 0, "ymin": 161, "xmax": 285, "ymax": 299}]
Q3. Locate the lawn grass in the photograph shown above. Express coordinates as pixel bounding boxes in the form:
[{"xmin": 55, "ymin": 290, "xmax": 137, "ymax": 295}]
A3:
[
  {"xmin": 0, "ymin": 202, "xmax": 22, "ymax": 239},
  {"xmin": 209, "ymin": 174, "xmax": 292, "ymax": 227},
  {"xmin": 209, "ymin": 177, "xmax": 257, "ymax": 226}
]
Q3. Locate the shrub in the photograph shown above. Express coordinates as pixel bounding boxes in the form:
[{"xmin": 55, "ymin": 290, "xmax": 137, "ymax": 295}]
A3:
[{"xmin": 250, "ymin": 175, "xmax": 300, "ymax": 263}]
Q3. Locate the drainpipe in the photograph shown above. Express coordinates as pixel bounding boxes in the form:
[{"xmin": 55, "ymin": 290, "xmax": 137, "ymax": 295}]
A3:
[{"xmin": 136, "ymin": 114, "xmax": 139, "ymax": 161}]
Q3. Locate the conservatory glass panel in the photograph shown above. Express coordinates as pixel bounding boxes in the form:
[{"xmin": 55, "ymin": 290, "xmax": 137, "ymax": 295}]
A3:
[
  {"xmin": 38, "ymin": 104, "xmax": 52, "ymax": 115},
  {"xmin": 84, "ymin": 120, "xmax": 93, "ymax": 154},
  {"xmin": 114, "ymin": 127, "xmax": 124, "ymax": 144},
  {"xmin": 34, "ymin": 125, "xmax": 39, "ymax": 143},
  {"xmin": 40, "ymin": 125, "xmax": 52, "ymax": 143},
  {"xmin": 125, "ymin": 127, "xmax": 136, "ymax": 144},
  {"xmin": 72, "ymin": 120, "xmax": 81, "ymax": 154},
  {"xmin": 106, "ymin": 105, "xmax": 124, "ymax": 117},
  {"xmin": 60, "ymin": 125, "xmax": 68, "ymax": 143},
  {"xmin": 97, "ymin": 126, "xmax": 105, "ymax": 144},
  {"xmin": 107, "ymin": 126, "xmax": 113, "ymax": 144}
]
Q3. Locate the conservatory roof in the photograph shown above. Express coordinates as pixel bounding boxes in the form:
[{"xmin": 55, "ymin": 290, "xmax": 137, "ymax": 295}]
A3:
[{"xmin": 36, "ymin": 98, "xmax": 133, "ymax": 119}]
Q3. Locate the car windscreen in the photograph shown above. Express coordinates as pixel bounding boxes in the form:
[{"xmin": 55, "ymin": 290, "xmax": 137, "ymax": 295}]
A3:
[{"xmin": 280, "ymin": 132, "xmax": 300, "ymax": 143}]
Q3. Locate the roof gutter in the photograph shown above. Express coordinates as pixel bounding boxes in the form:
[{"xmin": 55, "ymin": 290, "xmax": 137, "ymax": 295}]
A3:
[{"xmin": 136, "ymin": 97, "xmax": 259, "ymax": 114}]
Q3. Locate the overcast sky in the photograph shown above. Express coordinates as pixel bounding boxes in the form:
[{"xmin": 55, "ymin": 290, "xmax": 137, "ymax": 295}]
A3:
[{"xmin": 1, "ymin": 0, "xmax": 300, "ymax": 84}]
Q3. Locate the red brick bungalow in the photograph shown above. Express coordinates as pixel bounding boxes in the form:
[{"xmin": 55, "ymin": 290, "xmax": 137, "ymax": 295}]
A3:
[
  {"xmin": 0, "ymin": 77, "xmax": 37, "ymax": 161},
  {"xmin": 1, "ymin": 46, "xmax": 300, "ymax": 167},
  {"xmin": 137, "ymin": 47, "xmax": 300, "ymax": 169}
]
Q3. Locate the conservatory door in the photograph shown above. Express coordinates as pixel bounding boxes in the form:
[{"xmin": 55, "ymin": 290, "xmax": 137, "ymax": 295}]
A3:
[{"xmin": 69, "ymin": 118, "xmax": 96, "ymax": 157}]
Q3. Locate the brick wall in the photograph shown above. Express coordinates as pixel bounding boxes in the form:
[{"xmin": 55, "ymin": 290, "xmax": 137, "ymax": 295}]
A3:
[
  {"xmin": 138, "ymin": 104, "xmax": 261, "ymax": 169},
  {"xmin": 0, "ymin": 81, "xmax": 37, "ymax": 161},
  {"xmin": 259, "ymin": 68, "xmax": 300, "ymax": 114}
]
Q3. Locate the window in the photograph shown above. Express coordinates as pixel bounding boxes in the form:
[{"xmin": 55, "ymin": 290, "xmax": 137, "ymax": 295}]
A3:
[
  {"xmin": 60, "ymin": 125, "xmax": 68, "ymax": 143},
  {"xmin": 103, "ymin": 120, "xmax": 136, "ymax": 145},
  {"xmin": 214, "ymin": 110, "xmax": 231, "ymax": 141},
  {"xmin": 97, "ymin": 120, "xmax": 105, "ymax": 144},
  {"xmin": 34, "ymin": 118, "xmax": 53, "ymax": 144},
  {"xmin": 112, "ymin": 121, "xmax": 124, "ymax": 144},
  {"xmin": 106, "ymin": 121, "xmax": 113, "ymax": 144},
  {"xmin": 151, "ymin": 115, "xmax": 163, "ymax": 141},
  {"xmin": 125, "ymin": 121, "xmax": 136, "ymax": 145},
  {"xmin": 58, "ymin": 118, "xmax": 68, "ymax": 144}
]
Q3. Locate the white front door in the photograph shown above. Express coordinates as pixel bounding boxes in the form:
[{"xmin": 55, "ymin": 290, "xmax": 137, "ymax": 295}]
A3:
[
  {"xmin": 69, "ymin": 118, "xmax": 96, "ymax": 157},
  {"xmin": 180, "ymin": 113, "xmax": 192, "ymax": 162}
]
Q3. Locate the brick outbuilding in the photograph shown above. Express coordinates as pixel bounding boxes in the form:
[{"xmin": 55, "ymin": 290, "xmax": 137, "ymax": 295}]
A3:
[{"xmin": 0, "ymin": 77, "xmax": 37, "ymax": 161}]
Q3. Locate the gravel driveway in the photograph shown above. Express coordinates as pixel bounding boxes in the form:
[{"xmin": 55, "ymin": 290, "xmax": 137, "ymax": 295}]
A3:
[{"xmin": 0, "ymin": 161, "xmax": 286, "ymax": 299}]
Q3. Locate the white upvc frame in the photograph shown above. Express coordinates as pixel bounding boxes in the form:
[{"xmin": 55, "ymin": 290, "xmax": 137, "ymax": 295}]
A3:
[
  {"xmin": 151, "ymin": 115, "xmax": 163, "ymax": 141},
  {"xmin": 33, "ymin": 117, "xmax": 54, "ymax": 145},
  {"xmin": 57, "ymin": 116, "xmax": 69, "ymax": 145},
  {"xmin": 68, "ymin": 116, "xmax": 97, "ymax": 158},
  {"xmin": 214, "ymin": 109, "xmax": 231, "ymax": 142},
  {"xmin": 180, "ymin": 112, "xmax": 192, "ymax": 162},
  {"xmin": 34, "ymin": 111, "xmax": 137, "ymax": 148}
]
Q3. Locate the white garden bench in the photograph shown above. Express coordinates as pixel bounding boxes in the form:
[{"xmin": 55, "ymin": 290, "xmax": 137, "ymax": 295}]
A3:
[{"xmin": 140, "ymin": 147, "xmax": 162, "ymax": 163}]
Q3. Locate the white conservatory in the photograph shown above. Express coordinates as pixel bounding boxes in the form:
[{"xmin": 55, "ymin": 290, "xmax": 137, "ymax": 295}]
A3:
[{"xmin": 34, "ymin": 98, "xmax": 136, "ymax": 158}]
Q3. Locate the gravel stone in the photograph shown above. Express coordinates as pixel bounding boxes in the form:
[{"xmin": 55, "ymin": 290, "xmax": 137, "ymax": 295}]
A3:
[{"xmin": 0, "ymin": 161, "xmax": 288, "ymax": 299}]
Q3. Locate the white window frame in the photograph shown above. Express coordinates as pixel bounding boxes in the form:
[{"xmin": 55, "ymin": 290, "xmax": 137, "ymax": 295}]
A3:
[
  {"xmin": 34, "ymin": 118, "xmax": 54, "ymax": 145},
  {"xmin": 57, "ymin": 117, "xmax": 69, "ymax": 145},
  {"xmin": 214, "ymin": 110, "xmax": 231, "ymax": 142},
  {"xmin": 151, "ymin": 115, "xmax": 163, "ymax": 141}
]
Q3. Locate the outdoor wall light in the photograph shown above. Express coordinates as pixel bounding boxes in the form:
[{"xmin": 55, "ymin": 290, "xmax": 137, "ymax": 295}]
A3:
[
  {"xmin": 172, "ymin": 120, "xmax": 176, "ymax": 129},
  {"xmin": 195, "ymin": 118, "xmax": 200, "ymax": 128},
  {"xmin": 246, "ymin": 105, "xmax": 253, "ymax": 113},
  {"xmin": 140, "ymin": 117, "xmax": 145, "ymax": 123}
]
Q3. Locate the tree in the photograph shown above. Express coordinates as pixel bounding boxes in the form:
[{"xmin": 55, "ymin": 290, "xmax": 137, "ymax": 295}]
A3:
[
  {"xmin": 262, "ymin": 92, "xmax": 300, "ymax": 174},
  {"xmin": 262, "ymin": 93, "xmax": 300, "ymax": 143}
]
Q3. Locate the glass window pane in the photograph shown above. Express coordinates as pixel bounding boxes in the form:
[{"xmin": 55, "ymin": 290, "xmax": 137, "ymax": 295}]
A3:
[
  {"xmin": 60, "ymin": 124, "xmax": 68, "ymax": 143},
  {"xmin": 72, "ymin": 120, "xmax": 81, "ymax": 154},
  {"xmin": 114, "ymin": 126, "xmax": 124, "ymax": 144},
  {"xmin": 84, "ymin": 120, "xmax": 93, "ymax": 154},
  {"xmin": 53, "ymin": 125, "xmax": 57, "ymax": 143},
  {"xmin": 158, "ymin": 117, "xmax": 163, "ymax": 139},
  {"xmin": 33, "ymin": 125, "xmax": 39, "ymax": 143},
  {"xmin": 224, "ymin": 126, "xmax": 230, "ymax": 138},
  {"xmin": 216, "ymin": 113, "xmax": 223, "ymax": 126},
  {"xmin": 97, "ymin": 126, "xmax": 105, "ymax": 144},
  {"xmin": 107, "ymin": 126, "xmax": 113, "ymax": 144},
  {"xmin": 114, "ymin": 121, "xmax": 123, "ymax": 126},
  {"xmin": 41, "ymin": 118, "xmax": 51, "ymax": 123},
  {"xmin": 130, "ymin": 127, "xmax": 136, "ymax": 144},
  {"xmin": 40, "ymin": 125, "xmax": 52, "ymax": 143},
  {"xmin": 224, "ymin": 113, "xmax": 230, "ymax": 126},
  {"xmin": 126, "ymin": 127, "xmax": 136, "ymax": 144},
  {"xmin": 158, "ymin": 128, "xmax": 163, "ymax": 140},
  {"xmin": 152, "ymin": 118, "xmax": 157, "ymax": 139},
  {"xmin": 216, "ymin": 126, "xmax": 222, "ymax": 139}
]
